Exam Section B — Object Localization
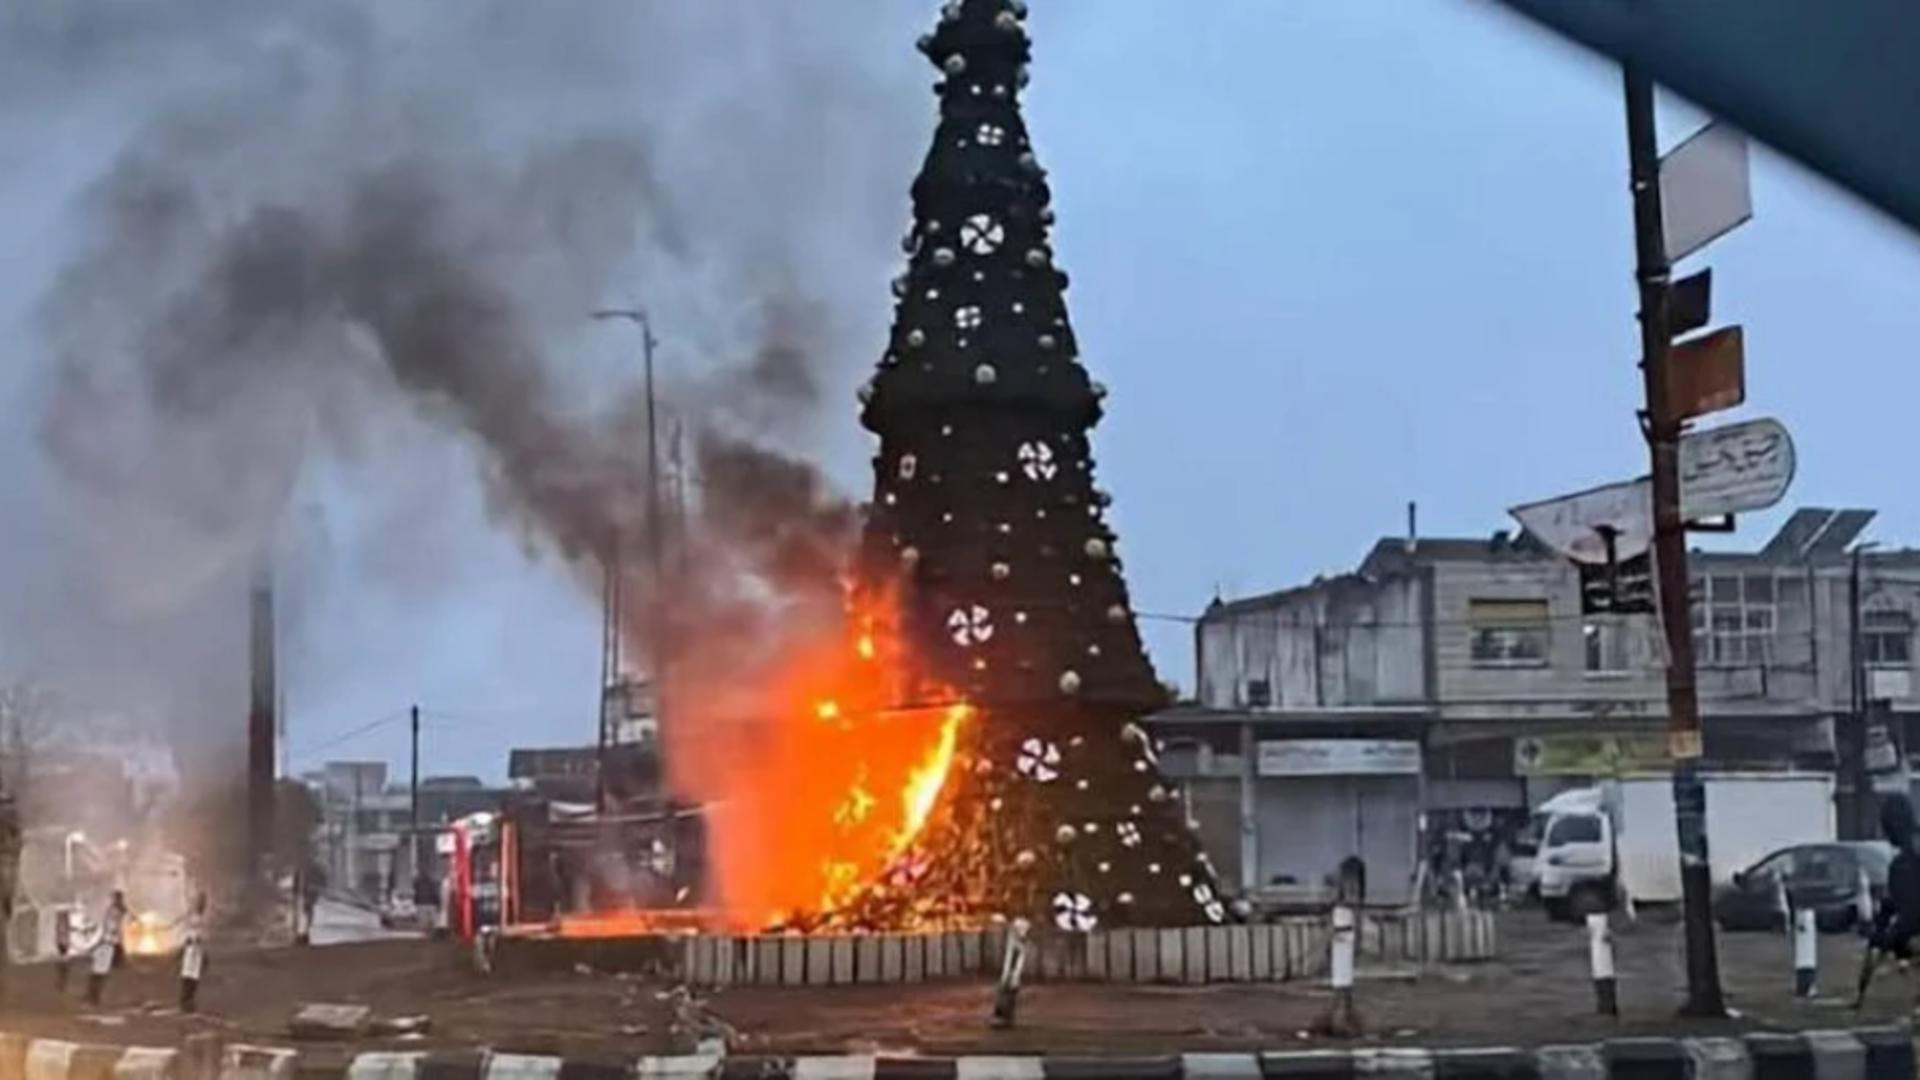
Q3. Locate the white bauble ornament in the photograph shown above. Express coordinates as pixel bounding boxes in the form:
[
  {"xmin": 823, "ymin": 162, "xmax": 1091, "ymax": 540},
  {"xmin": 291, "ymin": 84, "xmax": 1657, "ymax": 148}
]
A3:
[
  {"xmin": 1084, "ymin": 538, "xmax": 1109, "ymax": 560},
  {"xmin": 933, "ymin": 247, "xmax": 957, "ymax": 267},
  {"xmin": 1058, "ymin": 670, "xmax": 1082, "ymax": 694},
  {"xmin": 906, "ymin": 328, "xmax": 926, "ymax": 348},
  {"xmin": 943, "ymin": 55, "xmax": 967, "ymax": 76},
  {"xmin": 900, "ymin": 546, "xmax": 921, "ymax": 568},
  {"xmin": 1107, "ymin": 604, "xmax": 1128, "ymax": 623},
  {"xmin": 1054, "ymin": 824, "xmax": 1077, "ymax": 845},
  {"xmin": 991, "ymin": 562, "xmax": 1011, "ymax": 581},
  {"xmin": 974, "ymin": 363, "xmax": 998, "ymax": 385},
  {"xmin": 1014, "ymin": 848, "xmax": 1038, "ymax": 869}
]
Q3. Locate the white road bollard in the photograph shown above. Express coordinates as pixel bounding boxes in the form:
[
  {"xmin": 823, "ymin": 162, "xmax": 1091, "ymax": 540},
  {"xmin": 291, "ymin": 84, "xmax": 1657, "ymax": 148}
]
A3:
[
  {"xmin": 1793, "ymin": 906, "xmax": 1818, "ymax": 997},
  {"xmin": 988, "ymin": 918, "xmax": 1030, "ymax": 1029},
  {"xmin": 1856, "ymin": 866, "xmax": 1875, "ymax": 929},
  {"xmin": 1314, "ymin": 905, "xmax": 1361, "ymax": 1036},
  {"xmin": 1587, "ymin": 912, "xmax": 1617, "ymax": 1016}
]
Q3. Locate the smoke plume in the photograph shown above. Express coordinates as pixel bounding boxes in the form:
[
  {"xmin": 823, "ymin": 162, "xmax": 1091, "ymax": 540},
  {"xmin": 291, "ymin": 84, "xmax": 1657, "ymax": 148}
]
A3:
[{"xmin": 1, "ymin": 0, "xmax": 926, "ymax": 806}]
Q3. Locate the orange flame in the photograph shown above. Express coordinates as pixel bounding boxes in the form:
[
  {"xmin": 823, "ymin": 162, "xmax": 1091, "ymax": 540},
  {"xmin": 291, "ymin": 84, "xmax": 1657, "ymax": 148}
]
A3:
[{"xmin": 660, "ymin": 587, "xmax": 971, "ymax": 930}]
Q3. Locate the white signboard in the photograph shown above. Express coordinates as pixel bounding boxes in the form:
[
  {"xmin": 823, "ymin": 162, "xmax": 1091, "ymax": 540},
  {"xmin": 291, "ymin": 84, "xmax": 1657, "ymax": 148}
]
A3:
[
  {"xmin": 1258, "ymin": 740, "xmax": 1422, "ymax": 778},
  {"xmin": 1662, "ymin": 121, "xmax": 1753, "ymax": 262},
  {"xmin": 1678, "ymin": 417, "xmax": 1795, "ymax": 518},
  {"xmin": 1510, "ymin": 479, "xmax": 1653, "ymax": 565}
]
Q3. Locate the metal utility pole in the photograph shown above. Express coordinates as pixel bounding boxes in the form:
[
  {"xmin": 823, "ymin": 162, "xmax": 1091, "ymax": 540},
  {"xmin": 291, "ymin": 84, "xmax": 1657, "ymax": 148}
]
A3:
[
  {"xmin": 1624, "ymin": 68, "xmax": 1726, "ymax": 1018},
  {"xmin": 591, "ymin": 307, "xmax": 669, "ymax": 809},
  {"xmin": 1849, "ymin": 542, "xmax": 1883, "ymax": 838},
  {"xmin": 247, "ymin": 568, "xmax": 278, "ymax": 895},
  {"xmin": 409, "ymin": 705, "xmax": 421, "ymax": 894}
]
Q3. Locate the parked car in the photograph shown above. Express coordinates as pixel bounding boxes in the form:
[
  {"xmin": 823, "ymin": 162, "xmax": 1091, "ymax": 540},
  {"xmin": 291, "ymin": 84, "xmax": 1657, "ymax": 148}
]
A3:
[{"xmin": 1712, "ymin": 841, "xmax": 1893, "ymax": 932}]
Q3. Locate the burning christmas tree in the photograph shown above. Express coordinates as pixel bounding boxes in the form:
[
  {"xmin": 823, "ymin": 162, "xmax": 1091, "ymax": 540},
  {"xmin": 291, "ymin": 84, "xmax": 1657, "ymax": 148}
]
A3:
[{"xmin": 833, "ymin": 0, "xmax": 1227, "ymax": 932}]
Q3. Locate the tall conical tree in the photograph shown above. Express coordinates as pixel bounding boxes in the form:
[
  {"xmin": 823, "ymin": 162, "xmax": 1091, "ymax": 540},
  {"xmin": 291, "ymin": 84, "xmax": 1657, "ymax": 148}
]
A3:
[{"xmin": 844, "ymin": 0, "xmax": 1225, "ymax": 931}]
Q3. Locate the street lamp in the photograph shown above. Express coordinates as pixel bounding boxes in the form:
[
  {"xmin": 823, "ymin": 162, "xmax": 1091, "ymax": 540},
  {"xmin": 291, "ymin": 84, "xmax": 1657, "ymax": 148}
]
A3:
[{"xmin": 590, "ymin": 308, "xmax": 668, "ymax": 813}]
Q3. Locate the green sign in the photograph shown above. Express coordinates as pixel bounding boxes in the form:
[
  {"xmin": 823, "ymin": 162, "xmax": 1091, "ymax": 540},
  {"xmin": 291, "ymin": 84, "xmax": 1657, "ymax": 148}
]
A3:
[{"xmin": 1513, "ymin": 734, "xmax": 1670, "ymax": 776}]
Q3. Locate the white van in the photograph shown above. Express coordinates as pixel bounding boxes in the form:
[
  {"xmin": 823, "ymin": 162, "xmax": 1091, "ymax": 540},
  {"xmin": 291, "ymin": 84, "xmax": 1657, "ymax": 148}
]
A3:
[{"xmin": 1534, "ymin": 773, "xmax": 1835, "ymax": 920}]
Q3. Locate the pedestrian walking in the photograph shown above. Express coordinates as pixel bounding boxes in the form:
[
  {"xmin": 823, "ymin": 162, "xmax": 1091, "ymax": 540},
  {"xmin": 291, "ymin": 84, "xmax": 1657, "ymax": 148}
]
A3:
[
  {"xmin": 177, "ymin": 893, "xmax": 208, "ymax": 1013},
  {"xmin": 84, "ymin": 891, "xmax": 126, "ymax": 1007},
  {"xmin": 1870, "ymin": 795, "xmax": 1920, "ymax": 957}
]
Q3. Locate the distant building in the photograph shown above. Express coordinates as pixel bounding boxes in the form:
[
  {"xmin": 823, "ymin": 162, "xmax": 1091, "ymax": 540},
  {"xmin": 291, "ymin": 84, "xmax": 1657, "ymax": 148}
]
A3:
[
  {"xmin": 307, "ymin": 762, "xmax": 507, "ymax": 901},
  {"xmin": 1150, "ymin": 506, "xmax": 1910, "ymax": 904},
  {"xmin": 507, "ymin": 743, "xmax": 663, "ymax": 806}
]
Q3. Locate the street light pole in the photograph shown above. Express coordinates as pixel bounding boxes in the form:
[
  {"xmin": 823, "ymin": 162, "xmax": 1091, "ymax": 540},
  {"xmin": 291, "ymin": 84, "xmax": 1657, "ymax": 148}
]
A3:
[
  {"xmin": 1850, "ymin": 542, "xmax": 1882, "ymax": 838},
  {"xmin": 591, "ymin": 308, "xmax": 669, "ymax": 807},
  {"xmin": 1623, "ymin": 67, "xmax": 1726, "ymax": 1018}
]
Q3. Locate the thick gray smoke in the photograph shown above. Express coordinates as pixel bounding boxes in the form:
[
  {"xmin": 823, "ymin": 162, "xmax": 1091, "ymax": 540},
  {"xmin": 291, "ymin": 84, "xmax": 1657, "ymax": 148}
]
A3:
[{"xmin": 0, "ymin": 1, "xmax": 927, "ymax": 784}]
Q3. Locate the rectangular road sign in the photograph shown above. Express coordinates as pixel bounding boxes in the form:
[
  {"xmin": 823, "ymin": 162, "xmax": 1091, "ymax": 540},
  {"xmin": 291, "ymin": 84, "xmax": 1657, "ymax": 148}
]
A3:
[
  {"xmin": 1665, "ymin": 326, "xmax": 1745, "ymax": 421},
  {"xmin": 1671, "ymin": 269, "xmax": 1711, "ymax": 336}
]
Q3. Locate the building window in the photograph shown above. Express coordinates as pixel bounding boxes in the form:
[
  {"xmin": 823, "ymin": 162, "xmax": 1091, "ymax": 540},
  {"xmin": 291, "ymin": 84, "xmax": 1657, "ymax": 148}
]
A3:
[
  {"xmin": 1469, "ymin": 599, "xmax": 1550, "ymax": 666},
  {"xmin": 1584, "ymin": 619, "xmax": 1631, "ymax": 675},
  {"xmin": 1864, "ymin": 610, "xmax": 1914, "ymax": 667},
  {"xmin": 1690, "ymin": 573, "xmax": 1775, "ymax": 667},
  {"xmin": 1243, "ymin": 678, "xmax": 1273, "ymax": 708}
]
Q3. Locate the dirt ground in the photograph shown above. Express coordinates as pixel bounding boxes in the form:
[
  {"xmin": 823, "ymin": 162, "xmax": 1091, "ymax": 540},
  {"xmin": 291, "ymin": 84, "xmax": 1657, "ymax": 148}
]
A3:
[{"xmin": 0, "ymin": 912, "xmax": 1911, "ymax": 1057}]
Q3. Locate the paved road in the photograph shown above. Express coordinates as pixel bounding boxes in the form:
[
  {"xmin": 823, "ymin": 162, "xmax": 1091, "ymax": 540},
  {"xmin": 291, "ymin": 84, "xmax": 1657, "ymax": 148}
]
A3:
[{"xmin": 309, "ymin": 897, "xmax": 421, "ymax": 947}]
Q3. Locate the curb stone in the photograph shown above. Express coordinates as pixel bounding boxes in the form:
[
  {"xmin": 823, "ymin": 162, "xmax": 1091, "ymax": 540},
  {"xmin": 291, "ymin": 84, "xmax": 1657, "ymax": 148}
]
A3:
[{"xmin": 0, "ymin": 1028, "xmax": 1905, "ymax": 1080}]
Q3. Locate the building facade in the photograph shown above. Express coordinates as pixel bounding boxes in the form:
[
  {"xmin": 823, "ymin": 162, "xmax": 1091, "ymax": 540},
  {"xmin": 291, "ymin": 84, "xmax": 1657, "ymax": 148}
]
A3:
[
  {"xmin": 1150, "ymin": 507, "xmax": 1915, "ymax": 905},
  {"xmin": 307, "ymin": 762, "xmax": 506, "ymax": 902}
]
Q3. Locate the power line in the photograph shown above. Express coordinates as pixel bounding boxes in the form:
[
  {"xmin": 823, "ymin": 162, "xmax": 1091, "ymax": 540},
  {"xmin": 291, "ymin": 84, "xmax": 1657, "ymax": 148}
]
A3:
[{"xmin": 288, "ymin": 709, "xmax": 409, "ymax": 763}]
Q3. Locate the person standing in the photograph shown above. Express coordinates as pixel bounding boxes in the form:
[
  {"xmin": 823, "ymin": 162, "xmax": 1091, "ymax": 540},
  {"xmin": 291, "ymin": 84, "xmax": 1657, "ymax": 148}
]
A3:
[
  {"xmin": 85, "ymin": 891, "xmax": 126, "ymax": 1007},
  {"xmin": 52, "ymin": 908, "xmax": 71, "ymax": 994},
  {"xmin": 1870, "ymin": 794, "xmax": 1920, "ymax": 959},
  {"xmin": 0, "ymin": 792, "xmax": 19, "ymax": 994},
  {"xmin": 177, "ymin": 893, "xmax": 208, "ymax": 1013}
]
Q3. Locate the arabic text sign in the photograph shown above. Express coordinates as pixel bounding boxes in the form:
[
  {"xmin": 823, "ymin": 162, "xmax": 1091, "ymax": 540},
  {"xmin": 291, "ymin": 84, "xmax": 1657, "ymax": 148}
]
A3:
[
  {"xmin": 1513, "ymin": 734, "xmax": 1669, "ymax": 777},
  {"xmin": 1678, "ymin": 417, "xmax": 1795, "ymax": 518},
  {"xmin": 1258, "ymin": 740, "xmax": 1422, "ymax": 777},
  {"xmin": 1511, "ymin": 480, "xmax": 1653, "ymax": 565}
]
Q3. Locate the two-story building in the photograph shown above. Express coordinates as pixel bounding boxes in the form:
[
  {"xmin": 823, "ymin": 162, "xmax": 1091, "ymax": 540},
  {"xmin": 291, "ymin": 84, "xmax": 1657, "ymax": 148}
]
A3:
[{"xmin": 1150, "ymin": 507, "xmax": 1915, "ymax": 905}]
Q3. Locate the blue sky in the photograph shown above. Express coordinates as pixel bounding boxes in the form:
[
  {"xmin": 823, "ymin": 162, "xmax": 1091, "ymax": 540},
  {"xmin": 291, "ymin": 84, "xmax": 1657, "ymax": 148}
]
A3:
[{"xmin": 3, "ymin": 1, "xmax": 1917, "ymax": 783}]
